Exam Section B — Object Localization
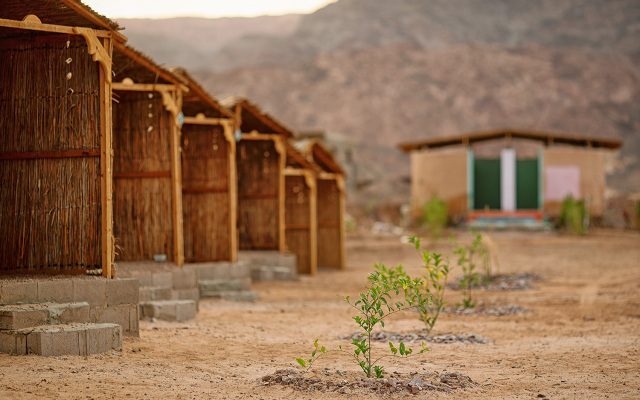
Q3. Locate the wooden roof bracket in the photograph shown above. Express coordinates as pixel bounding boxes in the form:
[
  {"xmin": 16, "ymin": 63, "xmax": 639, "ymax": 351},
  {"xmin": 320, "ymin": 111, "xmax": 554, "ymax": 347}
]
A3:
[{"xmin": 74, "ymin": 27, "xmax": 112, "ymax": 82}]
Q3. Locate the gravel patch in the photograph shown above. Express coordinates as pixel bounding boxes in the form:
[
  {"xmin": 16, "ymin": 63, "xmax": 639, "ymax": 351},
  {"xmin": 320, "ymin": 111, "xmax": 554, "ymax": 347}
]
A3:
[
  {"xmin": 448, "ymin": 272, "xmax": 544, "ymax": 291},
  {"xmin": 260, "ymin": 368, "xmax": 477, "ymax": 396},
  {"xmin": 341, "ymin": 331, "xmax": 493, "ymax": 344},
  {"xmin": 444, "ymin": 303, "xmax": 530, "ymax": 316}
]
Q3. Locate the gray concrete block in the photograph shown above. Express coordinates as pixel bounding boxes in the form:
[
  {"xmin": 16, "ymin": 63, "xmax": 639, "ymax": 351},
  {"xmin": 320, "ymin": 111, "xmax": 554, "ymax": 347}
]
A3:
[
  {"xmin": 231, "ymin": 260, "xmax": 251, "ymax": 279},
  {"xmin": 151, "ymin": 272, "xmax": 173, "ymax": 288},
  {"xmin": 86, "ymin": 323, "xmax": 122, "ymax": 354},
  {"xmin": 0, "ymin": 305, "xmax": 49, "ymax": 330},
  {"xmin": 0, "ymin": 281, "xmax": 38, "ymax": 305},
  {"xmin": 93, "ymin": 304, "xmax": 137, "ymax": 335},
  {"xmin": 106, "ymin": 278, "xmax": 139, "ymax": 306},
  {"xmin": 37, "ymin": 280, "xmax": 73, "ymax": 303},
  {"xmin": 139, "ymin": 287, "xmax": 175, "ymax": 301},
  {"xmin": 199, "ymin": 280, "xmax": 245, "ymax": 298},
  {"xmin": 73, "ymin": 279, "xmax": 107, "ymax": 306},
  {"xmin": 0, "ymin": 331, "xmax": 27, "ymax": 355},
  {"xmin": 140, "ymin": 300, "xmax": 196, "ymax": 322},
  {"xmin": 128, "ymin": 271, "xmax": 153, "ymax": 287},
  {"xmin": 27, "ymin": 325, "xmax": 82, "ymax": 356},
  {"xmin": 128, "ymin": 306, "xmax": 139, "ymax": 337},
  {"xmin": 250, "ymin": 266, "xmax": 274, "ymax": 282},
  {"xmin": 52, "ymin": 302, "xmax": 91, "ymax": 324},
  {"xmin": 219, "ymin": 291, "xmax": 260, "ymax": 302},
  {"xmin": 172, "ymin": 269, "xmax": 197, "ymax": 290},
  {"xmin": 177, "ymin": 288, "xmax": 200, "ymax": 311}
]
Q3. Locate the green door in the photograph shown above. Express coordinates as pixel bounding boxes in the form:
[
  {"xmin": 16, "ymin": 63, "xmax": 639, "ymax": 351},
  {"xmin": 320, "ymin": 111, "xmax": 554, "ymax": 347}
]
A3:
[
  {"xmin": 516, "ymin": 159, "xmax": 539, "ymax": 209},
  {"xmin": 474, "ymin": 159, "xmax": 501, "ymax": 210}
]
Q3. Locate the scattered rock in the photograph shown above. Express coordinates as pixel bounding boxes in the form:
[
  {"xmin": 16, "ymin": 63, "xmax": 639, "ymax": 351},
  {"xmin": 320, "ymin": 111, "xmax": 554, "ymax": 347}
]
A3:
[{"xmin": 444, "ymin": 304, "xmax": 530, "ymax": 316}]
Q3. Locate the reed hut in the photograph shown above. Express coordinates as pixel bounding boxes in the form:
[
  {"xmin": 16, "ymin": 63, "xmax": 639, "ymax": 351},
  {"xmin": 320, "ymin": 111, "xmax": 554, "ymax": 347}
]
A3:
[
  {"xmin": 0, "ymin": 0, "xmax": 127, "ymax": 277},
  {"xmin": 111, "ymin": 43, "xmax": 188, "ymax": 266},
  {"xmin": 171, "ymin": 68, "xmax": 238, "ymax": 263},
  {"xmin": 398, "ymin": 129, "xmax": 622, "ymax": 224},
  {"xmin": 284, "ymin": 144, "xmax": 318, "ymax": 275},
  {"xmin": 222, "ymin": 98, "xmax": 293, "ymax": 253},
  {"xmin": 301, "ymin": 140, "xmax": 346, "ymax": 270}
]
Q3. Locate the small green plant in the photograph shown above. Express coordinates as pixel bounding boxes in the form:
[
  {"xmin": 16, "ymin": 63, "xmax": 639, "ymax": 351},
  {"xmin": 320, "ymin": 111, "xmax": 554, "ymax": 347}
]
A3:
[
  {"xmin": 451, "ymin": 232, "xmax": 487, "ymax": 308},
  {"xmin": 405, "ymin": 236, "xmax": 450, "ymax": 334},
  {"xmin": 560, "ymin": 195, "xmax": 585, "ymax": 235},
  {"xmin": 297, "ymin": 265, "xmax": 429, "ymax": 378},
  {"xmin": 422, "ymin": 195, "xmax": 448, "ymax": 237}
]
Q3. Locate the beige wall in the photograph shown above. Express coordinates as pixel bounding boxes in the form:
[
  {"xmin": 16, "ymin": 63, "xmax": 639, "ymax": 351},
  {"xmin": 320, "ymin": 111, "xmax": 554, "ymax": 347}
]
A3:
[
  {"xmin": 410, "ymin": 147, "xmax": 468, "ymax": 220},
  {"xmin": 543, "ymin": 147, "xmax": 606, "ymax": 216}
]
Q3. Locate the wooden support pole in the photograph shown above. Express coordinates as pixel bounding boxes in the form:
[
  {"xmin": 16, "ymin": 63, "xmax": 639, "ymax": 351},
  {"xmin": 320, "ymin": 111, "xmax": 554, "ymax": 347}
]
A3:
[
  {"xmin": 169, "ymin": 89, "xmax": 185, "ymax": 267},
  {"xmin": 222, "ymin": 120, "xmax": 238, "ymax": 262},
  {"xmin": 273, "ymin": 136, "xmax": 287, "ymax": 253},
  {"xmin": 99, "ymin": 36, "xmax": 114, "ymax": 278},
  {"xmin": 336, "ymin": 175, "xmax": 346, "ymax": 270},
  {"xmin": 307, "ymin": 170, "xmax": 318, "ymax": 276}
]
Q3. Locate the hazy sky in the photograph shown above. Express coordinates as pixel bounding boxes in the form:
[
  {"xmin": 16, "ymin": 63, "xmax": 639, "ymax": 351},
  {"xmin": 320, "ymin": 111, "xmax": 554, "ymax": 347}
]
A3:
[{"xmin": 82, "ymin": 0, "xmax": 338, "ymax": 19}]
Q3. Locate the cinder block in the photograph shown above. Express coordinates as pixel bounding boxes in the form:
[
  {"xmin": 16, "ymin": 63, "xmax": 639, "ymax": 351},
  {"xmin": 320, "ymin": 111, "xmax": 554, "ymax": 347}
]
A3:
[
  {"xmin": 231, "ymin": 261, "xmax": 251, "ymax": 279},
  {"xmin": 151, "ymin": 272, "xmax": 173, "ymax": 288},
  {"xmin": 93, "ymin": 304, "xmax": 137, "ymax": 334},
  {"xmin": 140, "ymin": 300, "xmax": 196, "ymax": 322},
  {"xmin": 219, "ymin": 291, "xmax": 260, "ymax": 302},
  {"xmin": 53, "ymin": 302, "xmax": 91, "ymax": 324},
  {"xmin": 0, "ymin": 281, "xmax": 38, "ymax": 305},
  {"xmin": 37, "ymin": 280, "xmax": 73, "ymax": 303},
  {"xmin": 73, "ymin": 279, "xmax": 107, "ymax": 306},
  {"xmin": 172, "ymin": 269, "xmax": 197, "ymax": 290},
  {"xmin": 106, "ymin": 278, "xmax": 139, "ymax": 306},
  {"xmin": 139, "ymin": 287, "xmax": 175, "ymax": 301},
  {"xmin": 0, "ymin": 331, "xmax": 27, "ymax": 355},
  {"xmin": 177, "ymin": 288, "xmax": 200, "ymax": 311},
  {"xmin": 0, "ymin": 305, "xmax": 49, "ymax": 330},
  {"xmin": 199, "ymin": 280, "xmax": 244, "ymax": 298},
  {"xmin": 128, "ymin": 271, "xmax": 153, "ymax": 287},
  {"xmin": 86, "ymin": 323, "xmax": 122, "ymax": 353},
  {"xmin": 251, "ymin": 266, "xmax": 274, "ymax": 282},
  {"xmin": 128, "ymin": 306, "xmax": 139, "ymax": 337},
  {"xmin": 27, "ymin": 326, "xmax": 82, "ymax": 356}
]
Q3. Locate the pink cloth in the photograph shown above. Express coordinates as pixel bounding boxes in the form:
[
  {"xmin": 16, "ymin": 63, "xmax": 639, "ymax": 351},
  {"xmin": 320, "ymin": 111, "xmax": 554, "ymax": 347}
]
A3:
[{"xmin": 544, "ymin": 166, "xmax": 581, "ymax": 201}]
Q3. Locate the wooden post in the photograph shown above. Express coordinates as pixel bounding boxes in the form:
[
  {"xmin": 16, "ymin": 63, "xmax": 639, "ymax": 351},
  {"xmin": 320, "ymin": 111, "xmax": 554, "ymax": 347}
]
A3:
[
  {"xmin": 305, "ymin": 170, "xmax": 318, "ymax": 275},
  {"xmin": 273, "ymin": 136, "xmax": 287, "ymax": 253},
  {"xmin": 168, "ymin": 89, "xmax": 185, "ymax": 266},
  {"xmin": 222, "ymin": 120, "xmax": 238, "ymax": 262},
  {"xmin": 336, "ymin": 175, "xmax": 346, "ymax": 270},
  {"xmin": 99, "ymin": 36, "xmax": 114, "ymax": 278}
]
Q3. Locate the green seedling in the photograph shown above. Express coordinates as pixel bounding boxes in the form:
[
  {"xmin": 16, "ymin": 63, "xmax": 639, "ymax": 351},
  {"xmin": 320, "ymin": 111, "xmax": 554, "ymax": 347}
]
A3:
[
  {"xmin": 297, "ymin": 265, "xmax": 430, "ymax": 378},
  {"xmin": 451, "ymin": 232, "xmax": 486, "ymax": 308}
]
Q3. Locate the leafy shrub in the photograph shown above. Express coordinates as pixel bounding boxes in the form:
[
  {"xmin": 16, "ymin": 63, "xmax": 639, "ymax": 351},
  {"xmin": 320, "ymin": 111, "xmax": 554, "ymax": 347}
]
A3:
[
  {"xmin": 422, "ymin": 195, "xmax": 448, "ymax": 237},
  {"xmin": 560, "ymin": 195, "xmax": 585, "ymax": 235},
  {"xmin": 297, "ymin": 264, "xmax": 429, "ymax": 378}
]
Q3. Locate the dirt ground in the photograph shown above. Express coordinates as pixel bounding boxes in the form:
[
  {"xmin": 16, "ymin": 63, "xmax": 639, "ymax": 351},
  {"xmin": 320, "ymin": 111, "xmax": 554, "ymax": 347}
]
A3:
[{"xmin": 1, "ymin": 228, "xmax": 639, "ymax": 399}]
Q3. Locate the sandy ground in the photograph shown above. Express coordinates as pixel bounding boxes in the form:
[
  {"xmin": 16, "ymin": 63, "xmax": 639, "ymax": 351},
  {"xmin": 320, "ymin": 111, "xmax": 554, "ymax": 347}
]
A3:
[{"xmin": 1, "ymin": 228, "xmax": 639, "ymax": 399}]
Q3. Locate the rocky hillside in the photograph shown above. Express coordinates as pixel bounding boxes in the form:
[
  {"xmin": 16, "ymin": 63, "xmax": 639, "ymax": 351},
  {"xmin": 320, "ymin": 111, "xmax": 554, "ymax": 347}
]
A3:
[{"xmin": 119, "ymin": 0, "xmax": 640, "ymax": 204}]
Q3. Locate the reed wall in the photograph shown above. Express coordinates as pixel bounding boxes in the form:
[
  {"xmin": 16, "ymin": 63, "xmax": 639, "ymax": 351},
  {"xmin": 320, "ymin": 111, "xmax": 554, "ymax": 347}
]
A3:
[
  {"xmin": 181, "ymin": 124, "xmax": 231, "ymax": 261},
  {"xmin": 112, "ymin": 91, "xmax": 174, "ymax": 261},
  {"xmin": 317, "ymin": 178, "xmax": 343, "ymax": 269},
  {"xmin": 285, "ymin": 175, "xmax": 312, "ymax": 274},
  {"xmin": 0, "ymin": 37, "xmax": 102, "ymax": 275},
  {"xmin": 237, "ymin": 140, "xmax": 280, "ymax": 250}
]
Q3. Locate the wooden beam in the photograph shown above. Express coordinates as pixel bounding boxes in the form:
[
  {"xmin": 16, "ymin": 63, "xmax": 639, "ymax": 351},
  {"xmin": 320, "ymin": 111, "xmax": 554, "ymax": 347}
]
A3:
[
  {"xmin": 99, "ymin": 36, "xmax": 114, "ymax": 278},
  {"xmin": 337, "ymin": 175, "xmax": 346, "ymax": 270},
  {"xmin": 74, "ymin": 27, "xmax": 112, "ymax": 83},
  {"xmin": 182, "ymin": 186, "xmax": 228, "ymax": 194},
  {"xmin": 238, "ymin": 193, "xmax": 278, "ymax": 199},
  {"xmin": 240, "ymin": 133, "xmax": 282, "ymax": 141},
  {"xmin": 307, "ymin": 170, "xmax": 318, "ymax": 276},
  {"xmin": 0, "ymin": 17, "xmax": 111, "ymax": 37},
  {"xmin": 285, "ymin": 224, "xmax": 311, "ymax": 230},
  {"xmin": 59, "ymin": 0, "xmax": 128, "ymax": 42},
  {"xmin": 113, "ymin": 171, "xmax": 171, "ymax": 179},
  {"xmin": 222, "ymin": 122, "xmax": 238, "ymax": 263},
  {"xmin": 0, "ymin": 149, "xmax": 100, "ymax": 160},
  {"xmin": 112, "ymin": 83, "xmax": 180, "ymax": 92},
  {"xmin": 182, "ymin": 116, "xmax": 231, "ymax": 126}
]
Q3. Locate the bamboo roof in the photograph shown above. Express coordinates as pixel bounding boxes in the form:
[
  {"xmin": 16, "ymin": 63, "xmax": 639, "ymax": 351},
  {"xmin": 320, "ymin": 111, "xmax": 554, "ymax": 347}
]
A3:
[
  {"xmin": 300, "ymin": 139, "xmax": 345, "ymax": 176},
  {"xmin": 398, "ymin": 128, "xmax": 623, "ymax": 153},
  {"xmin": 286, "ymin": 141, "xmax": 319, "ymax": 171},
  {"xmin": 221, "ymin": 97, "xmax": 296, "ymax": 138},
  {"xmin": 0, "ymin": 0, "xmax": 126, "ymax": 42},
  {"xmin": 112, "ymin": 42, "xmax": 186, "ymax": 87},
  {"xmin": 171, "ymin": 68, "xmax": 235, "ymax": 119}
]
